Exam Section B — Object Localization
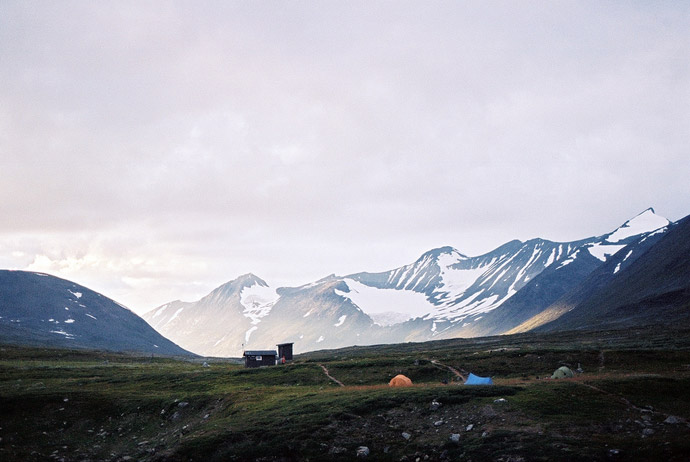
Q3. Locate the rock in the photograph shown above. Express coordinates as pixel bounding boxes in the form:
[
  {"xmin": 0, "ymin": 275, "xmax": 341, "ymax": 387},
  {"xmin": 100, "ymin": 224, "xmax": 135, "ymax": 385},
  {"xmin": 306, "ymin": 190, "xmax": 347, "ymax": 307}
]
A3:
[
  {"xmin": 434, "ymin": 420, "xmax": 444, "ymax": 427},
  {"xmin": 328, "ymin": 447, "xmax": 346, "ymax": 455},
  {"xmin": 481, "ymin": 405, "xmax": 497, "ymax": 418},
  {"xmin": 609, "ymin": 449, "xmax": 621, "ymax": 455},
  {"xmin": 402, "ymin": 432, "xmax": 411, "ymax": 440},
  {"xmin": 482, "ymin": 431, "xmax": 488, "ymax": 437},
  {"xmin": 202, "ymin": 362, "xmax": 209, "ymax": 368},
  {"xmin": 466, "ymin": 424, "xmax": 474, "ymax": 431},
  {"xmin": 177, "ymin": 402, "xmax": 189, "ymax": 408},
  {"xmin": 430, "ymin": 400, "xmax": 441, "ymax": 411},
  {"xmin": 356, "ymin": 446, "xmax": 370, "ymax": 457},
  {"xmin": 494, "ymin": 398, "xmax": 507, "ymax": 404},
  {"xmin": 642, "ymin": 428, "xmax": 655, "ymax": 436},
  {"xmin": 664, "ymin": 416, "xmax": 681, "ymax": 424},
  {"xmin": 450, "ymin": 433, "xmax": 461, "ymax": 443}
]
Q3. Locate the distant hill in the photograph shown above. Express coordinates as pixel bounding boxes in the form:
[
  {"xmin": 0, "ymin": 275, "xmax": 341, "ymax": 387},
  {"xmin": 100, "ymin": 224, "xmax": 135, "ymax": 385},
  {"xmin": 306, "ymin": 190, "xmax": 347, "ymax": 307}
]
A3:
[{"xmin": 0, "ymin": 271, "xmax": 193, "ymax": 356}]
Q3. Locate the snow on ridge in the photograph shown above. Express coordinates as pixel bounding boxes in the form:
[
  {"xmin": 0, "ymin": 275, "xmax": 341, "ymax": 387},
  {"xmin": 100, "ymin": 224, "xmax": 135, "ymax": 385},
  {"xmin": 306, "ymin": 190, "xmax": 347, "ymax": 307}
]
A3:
[
  {"xmin": 606, "ymin": 209, "xmax": 669, "ymax": 243},
  {"xmin": 240, "ymin": 282, "xmax": 280, "ymax": 325}
]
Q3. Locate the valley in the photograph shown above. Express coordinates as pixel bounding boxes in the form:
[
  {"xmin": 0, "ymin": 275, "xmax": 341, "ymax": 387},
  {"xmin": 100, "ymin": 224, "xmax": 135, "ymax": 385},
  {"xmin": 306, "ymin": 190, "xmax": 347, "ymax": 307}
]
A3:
[{"xmin": 2, "ymin": 327, "xmax": 690, "ymax": 461}]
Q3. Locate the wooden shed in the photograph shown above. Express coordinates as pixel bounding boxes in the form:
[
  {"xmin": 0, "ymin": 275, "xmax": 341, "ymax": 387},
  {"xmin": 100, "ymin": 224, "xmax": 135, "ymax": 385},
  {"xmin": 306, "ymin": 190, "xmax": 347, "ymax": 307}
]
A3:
[
  {"xmin": 243, "ymin": 350, "xmax": 277, "ymax": 368},
  {"xmin": 277, "ymin": 342, "xmax": 294, "ymax": 362}
]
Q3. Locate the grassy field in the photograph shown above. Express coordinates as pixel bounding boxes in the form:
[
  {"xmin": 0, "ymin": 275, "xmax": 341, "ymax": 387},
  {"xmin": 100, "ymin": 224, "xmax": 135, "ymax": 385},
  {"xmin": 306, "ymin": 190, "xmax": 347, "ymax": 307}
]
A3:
[{"xmin": 1, "ymin": 328, "xmax": 690, "ymax": 461}]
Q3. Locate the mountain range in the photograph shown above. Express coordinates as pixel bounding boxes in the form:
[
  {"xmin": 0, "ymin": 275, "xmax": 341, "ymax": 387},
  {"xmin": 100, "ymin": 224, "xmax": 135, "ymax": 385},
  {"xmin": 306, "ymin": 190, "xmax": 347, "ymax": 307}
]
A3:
[
  {"xmin": 143, "ymin": 208, "xmax": 687, "ymax": 357},
  {"xmin": 1, "ymin": 208, "xmax": 686, "ymax": 357}
]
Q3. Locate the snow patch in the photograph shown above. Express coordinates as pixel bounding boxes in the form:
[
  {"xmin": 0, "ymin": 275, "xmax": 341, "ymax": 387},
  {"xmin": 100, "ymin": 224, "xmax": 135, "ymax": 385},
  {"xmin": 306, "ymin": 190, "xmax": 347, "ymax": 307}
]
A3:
[
  {"xmin": 68, "ymin": 290, "xmax": 82, "ymax": 299},
  {"xmin": 334, "ymin": 315, "xmax": 347, "ymax": 327},
  {"xmin": 336, "ymin": 278, "xmax": 435, "ymax": 319},
  {"xmin": 437, "ymin": 253, "xmax": 486, "ymax": 297},
  {"xmin": 613, "ymin": 263, "xmax": 622, "ymax": 274},
  {"xmin": 587, "ymin": 243, "xmax": 626, "ymax": 261},
  {"xmin": 245, "ymin": 326, "xmax": 258, "ymax": 343},
  {"xmin": 167, "ymin": 307, "xmax": 185, "ymax": 324},
  {"xmin": 303, "ymin": 309, "xmax": 313, "ymax": 318},
  {"xmin": 241, "ymin": 283, "xmax": 280, "ymax": 325},
  {"xmin": 152, "ymin": 304, "xmax": 169, "ymax": 318},
  {"xmin": 50, "ymin": 330, "xmax": 74, "ymax": 339},
  {"xmin": 316, "ymin": 335, "xmax": 324, "ymax": 343},
  {"xmin": 64, "ymin": 319, "xmax": 75, "ymax": 324},
  {"xmin": 85, "ymin": 313, "xmax": 97, "ymax": 320}
]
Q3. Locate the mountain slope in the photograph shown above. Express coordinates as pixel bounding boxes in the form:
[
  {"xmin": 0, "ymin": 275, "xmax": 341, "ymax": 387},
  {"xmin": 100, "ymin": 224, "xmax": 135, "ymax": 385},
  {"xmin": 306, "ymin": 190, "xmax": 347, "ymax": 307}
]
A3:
[
  {"xmin": 474, "ymin": 209, "xmax": 672, "ymax": 337},
  {"xmin": 536, "ymin": 214, "xmax": 690, "ymax": 331},
  {"xmin": 0, "ymin": 271, "xmax": 192, "ymax": 356}
]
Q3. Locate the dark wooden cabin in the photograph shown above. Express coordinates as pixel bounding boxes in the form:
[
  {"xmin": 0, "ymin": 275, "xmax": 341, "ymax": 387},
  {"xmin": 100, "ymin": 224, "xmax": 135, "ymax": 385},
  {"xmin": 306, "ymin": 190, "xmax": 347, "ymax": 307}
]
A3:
[
  {"xmin": 277, "ymin": 342, "xmax": 294, "ymax": 362},
  {"xmin": 243, "ymin": 350, "xmax": 277, "ymax": 368}
]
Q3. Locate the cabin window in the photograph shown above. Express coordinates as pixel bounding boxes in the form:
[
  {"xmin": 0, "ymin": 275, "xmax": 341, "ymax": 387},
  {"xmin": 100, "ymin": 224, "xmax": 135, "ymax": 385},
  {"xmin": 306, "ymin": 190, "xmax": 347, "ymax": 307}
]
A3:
[{"xmin": 256, "ymin": 355, "xmax": 262, "ymax": 360}]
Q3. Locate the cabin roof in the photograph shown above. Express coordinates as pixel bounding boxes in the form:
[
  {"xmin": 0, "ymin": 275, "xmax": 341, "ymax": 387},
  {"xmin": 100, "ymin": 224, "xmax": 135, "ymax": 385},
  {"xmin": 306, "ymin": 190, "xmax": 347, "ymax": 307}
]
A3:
[{"xmin": 243, "ymin": 350, "xmax": 277, "ymax": 356}]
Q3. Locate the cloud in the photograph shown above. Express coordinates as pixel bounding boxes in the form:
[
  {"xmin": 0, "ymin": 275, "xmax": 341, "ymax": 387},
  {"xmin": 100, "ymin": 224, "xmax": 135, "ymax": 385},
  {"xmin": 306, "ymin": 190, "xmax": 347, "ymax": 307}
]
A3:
[{"xmin": 1, "ymin": 1, "xmax": 689, "ymax": 313}]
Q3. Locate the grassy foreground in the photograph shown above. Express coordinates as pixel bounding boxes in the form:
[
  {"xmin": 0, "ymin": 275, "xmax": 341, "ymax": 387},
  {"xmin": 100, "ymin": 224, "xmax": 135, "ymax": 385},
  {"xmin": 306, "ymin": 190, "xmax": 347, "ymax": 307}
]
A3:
[{"xmin": 1, "ymin": 328, "xmax": 690, "ymax": 461}]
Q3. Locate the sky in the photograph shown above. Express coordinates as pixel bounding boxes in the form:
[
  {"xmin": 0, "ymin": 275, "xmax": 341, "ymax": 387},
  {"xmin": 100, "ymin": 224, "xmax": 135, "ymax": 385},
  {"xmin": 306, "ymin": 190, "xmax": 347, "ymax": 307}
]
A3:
[{"xmin": 1, "ymin": 1, "xmax": 689, "ymax": 315}]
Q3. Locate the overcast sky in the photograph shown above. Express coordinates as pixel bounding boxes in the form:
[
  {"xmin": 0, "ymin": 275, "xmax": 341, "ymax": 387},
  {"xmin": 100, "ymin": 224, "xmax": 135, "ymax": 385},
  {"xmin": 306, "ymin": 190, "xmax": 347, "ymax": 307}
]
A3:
[{"xmin": 1, "ymin": 1, "xmax": 689, "ymax": 315}]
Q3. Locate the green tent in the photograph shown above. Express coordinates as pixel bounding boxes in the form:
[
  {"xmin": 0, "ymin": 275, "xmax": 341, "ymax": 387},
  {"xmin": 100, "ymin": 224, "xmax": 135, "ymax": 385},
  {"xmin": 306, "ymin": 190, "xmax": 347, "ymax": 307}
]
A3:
[{"xmin": 551, "ymin": 366, "xmax": 574, "ymax": 379}]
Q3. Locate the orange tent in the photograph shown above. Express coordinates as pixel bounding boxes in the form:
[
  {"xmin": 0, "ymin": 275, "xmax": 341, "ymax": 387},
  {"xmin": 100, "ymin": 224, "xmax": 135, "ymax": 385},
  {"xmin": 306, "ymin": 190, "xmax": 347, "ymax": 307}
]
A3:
[{"xmin": 388, "ymin": 374, "xmax": 413, "ymax": 387}]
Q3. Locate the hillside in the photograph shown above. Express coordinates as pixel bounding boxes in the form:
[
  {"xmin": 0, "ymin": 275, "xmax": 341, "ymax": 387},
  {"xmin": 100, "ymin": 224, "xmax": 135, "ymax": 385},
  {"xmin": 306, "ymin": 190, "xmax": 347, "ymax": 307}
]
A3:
[
  {"xmin": 537, "ymin": 215, "xmax": 690, "ymax": 332},
  {"xmin": 0, "ymin": 271, "xmax": 192, "ymax": 356}
]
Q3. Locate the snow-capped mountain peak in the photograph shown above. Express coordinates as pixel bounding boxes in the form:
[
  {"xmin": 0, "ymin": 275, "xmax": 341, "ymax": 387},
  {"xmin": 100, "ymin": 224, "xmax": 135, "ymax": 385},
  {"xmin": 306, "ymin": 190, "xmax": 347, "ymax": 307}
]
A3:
[
  {"xmin": 584, "ymin": 208, "xmax": 670, "ymax": 262},
  {"xmin": 605, "ymin": 208, "xmax": 670, "ymax": 243}
]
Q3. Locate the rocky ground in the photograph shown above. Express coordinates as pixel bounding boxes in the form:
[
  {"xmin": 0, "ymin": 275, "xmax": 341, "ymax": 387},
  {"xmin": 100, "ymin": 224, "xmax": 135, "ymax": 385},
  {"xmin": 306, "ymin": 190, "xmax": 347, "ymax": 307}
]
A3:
[{"xmin": 1, "ymin": 328, "xmax": 690, "ymax": 461}]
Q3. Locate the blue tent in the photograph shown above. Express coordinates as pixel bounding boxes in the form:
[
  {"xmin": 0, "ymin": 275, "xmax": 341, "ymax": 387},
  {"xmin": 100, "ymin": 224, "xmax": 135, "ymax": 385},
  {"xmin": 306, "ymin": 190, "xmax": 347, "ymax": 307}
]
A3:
[{"xmin": 464, "ymin": 373, "xmax": 493, "ymax": 385}]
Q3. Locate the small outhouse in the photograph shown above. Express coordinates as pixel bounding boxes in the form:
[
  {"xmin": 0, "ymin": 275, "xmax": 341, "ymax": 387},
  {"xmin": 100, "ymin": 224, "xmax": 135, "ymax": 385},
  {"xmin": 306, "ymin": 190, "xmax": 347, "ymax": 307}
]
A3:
[{"xmin": 277, "ymin": 342, "xmax": 294, "ymax": 362}]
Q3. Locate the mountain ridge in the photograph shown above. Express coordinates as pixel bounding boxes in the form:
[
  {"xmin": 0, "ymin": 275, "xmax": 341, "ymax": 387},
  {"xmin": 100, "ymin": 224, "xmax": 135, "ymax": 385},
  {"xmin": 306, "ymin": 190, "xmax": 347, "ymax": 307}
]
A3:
[{"xmin": 143, "ymin": 208, "xmax": 675, "ymax": 356}]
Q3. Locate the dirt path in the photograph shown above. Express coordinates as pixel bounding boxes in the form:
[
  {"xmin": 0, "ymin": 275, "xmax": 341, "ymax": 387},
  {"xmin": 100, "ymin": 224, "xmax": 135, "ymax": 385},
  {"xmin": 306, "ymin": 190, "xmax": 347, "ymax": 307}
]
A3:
[
  {"xmin": 430, "ymin": 359, "xmax": 467, "ymax": 382},
  {"xmin": 319, "ymin": 364, "xmax": 345, "ymax": 387}
]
